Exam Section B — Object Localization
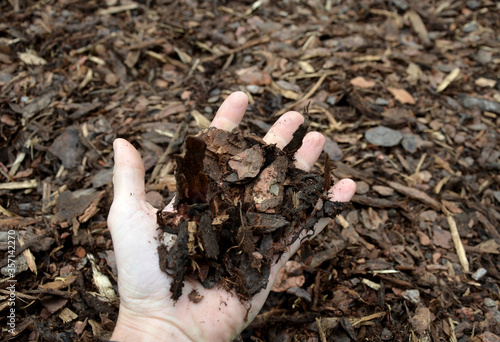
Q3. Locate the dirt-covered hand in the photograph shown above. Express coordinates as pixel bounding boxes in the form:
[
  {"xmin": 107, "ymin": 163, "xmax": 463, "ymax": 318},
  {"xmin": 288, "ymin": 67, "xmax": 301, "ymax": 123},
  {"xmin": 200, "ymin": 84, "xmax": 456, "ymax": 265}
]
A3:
[{"xmin": 108, "ymin": 91, "xmax": 356, "ymax": 341}]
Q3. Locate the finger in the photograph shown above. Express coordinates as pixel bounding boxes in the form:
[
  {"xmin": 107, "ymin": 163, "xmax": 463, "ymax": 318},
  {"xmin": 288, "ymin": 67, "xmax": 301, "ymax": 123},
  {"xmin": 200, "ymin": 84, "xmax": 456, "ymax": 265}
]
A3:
[
  {"xmin": 328, "ymin": 178, "xmax": 357, "ymax": 202},
  {"xmin": 111, "ymin": 138, "xmax": 148, "ymax": 204},
  {"xmin": 210, "ymin": 91, "xmax": 248, "ymax": 131},
  {"xmin": 275, "ymin": 178, "xmax": 356, "ymax": 268},
  {"xmin": 294, "ymin": 132, "xmax": 326, "ymax": 171},
  {"xmin": 263, "ymin": 111, "xmax": 304, "ymax": 149},
  {"xmin": 298, "ymin": 179, "xmax": 356, "ymax": 241}
]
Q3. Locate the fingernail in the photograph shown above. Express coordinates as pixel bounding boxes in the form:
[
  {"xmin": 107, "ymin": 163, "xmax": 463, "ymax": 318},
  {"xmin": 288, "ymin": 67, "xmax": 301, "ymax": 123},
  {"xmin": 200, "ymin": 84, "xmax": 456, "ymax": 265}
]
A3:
[
  {"xmin": 211, "ymin": 116, "xmax": 238, "ymax": 131},
  {"xmin": 294, "ymin": 155, "xmax": 310, "ymax": 171}
]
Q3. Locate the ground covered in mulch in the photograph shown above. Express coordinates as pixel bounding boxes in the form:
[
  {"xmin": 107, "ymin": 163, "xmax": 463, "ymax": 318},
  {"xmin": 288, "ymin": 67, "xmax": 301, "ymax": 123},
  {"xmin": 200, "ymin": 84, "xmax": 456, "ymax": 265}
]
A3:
[{"xmin": 1, "ymin": 0, "xmax": 499, "ymax": 341}]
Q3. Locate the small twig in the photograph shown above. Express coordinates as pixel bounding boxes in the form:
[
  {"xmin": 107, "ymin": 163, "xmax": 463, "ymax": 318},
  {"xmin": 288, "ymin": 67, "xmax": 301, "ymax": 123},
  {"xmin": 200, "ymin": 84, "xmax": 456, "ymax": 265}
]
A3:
[
  {"xmin": 24, "ymin": 288, "xmax": 74, "ymax": 299},
  {"xmin": 13, "ymin": 0, "xmax": 20, "ymax": 12},
  {"xmin": 315, "ymin": 318, "xmax": 327, "ymax": 342},
  {"xmin": 350, "ymin": 311, "xmax": 386, "ymax": 326},
  {"xmin": 447, "ymin": 215, "xmax": 469, "ymax": 272},
  {"xmin": 0, "ymin": 289, "xmax": 37, "ymax": 300},
  {"xmin": 0, "ymin": 204, "xmax": 15, "ymax": 217},
  {"xmin": 0, "ymin": 179, "xmax": 38, "ymax": 190},
  {"xmin": 97, "ymin": 3, "xmax": 139, "ymax": 15},
  {"xmin": 387, "ymin": 181, "xmax": 440, "ymax": 210},
  {"xmin": 448, "ymin": 317, "xmax": 458, "ymax": 342},
  {"xmin": 9, "ymin": 151, "xmax": 26, "ymax": 177},
  {"xmin": 413, "ymin": 152, "xmax": 426, "ymax": 175},
  {"xmin": 274, "ymin": 72, "xmax": 333, "ymax": 117},
  {"xmin": 200, "ymin": 36, "xmax": 270, "ymax": 64}
]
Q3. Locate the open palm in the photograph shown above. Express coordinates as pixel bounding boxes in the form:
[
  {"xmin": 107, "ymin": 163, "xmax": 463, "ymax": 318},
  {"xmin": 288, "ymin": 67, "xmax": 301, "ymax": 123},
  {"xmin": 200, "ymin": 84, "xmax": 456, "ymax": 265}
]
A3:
[{"xmin": 108, "ymin": 91, "xmax": 356, "ymax": 341}]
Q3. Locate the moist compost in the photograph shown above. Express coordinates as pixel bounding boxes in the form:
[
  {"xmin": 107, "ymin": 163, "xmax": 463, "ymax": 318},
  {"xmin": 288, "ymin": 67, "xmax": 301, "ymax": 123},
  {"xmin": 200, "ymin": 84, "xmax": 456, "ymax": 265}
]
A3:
[{"xmin": 157, "ymin": 123, "xmax": 349, "ymax": 301}]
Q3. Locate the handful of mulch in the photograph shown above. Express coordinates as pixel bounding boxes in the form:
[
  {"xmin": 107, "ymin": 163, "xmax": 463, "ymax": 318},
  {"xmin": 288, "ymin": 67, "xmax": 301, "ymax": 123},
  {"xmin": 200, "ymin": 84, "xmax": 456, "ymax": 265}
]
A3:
[{"xmin": 157, "ymin": 123, "xmax": 348, "ymax": 301}]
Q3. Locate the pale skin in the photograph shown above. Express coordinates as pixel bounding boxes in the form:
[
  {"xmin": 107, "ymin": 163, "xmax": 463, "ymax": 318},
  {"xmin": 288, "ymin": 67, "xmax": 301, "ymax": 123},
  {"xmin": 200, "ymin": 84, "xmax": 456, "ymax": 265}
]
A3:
[{"xmin": 108, "ymin": 91, "xmax": 356, "ymax": 341}]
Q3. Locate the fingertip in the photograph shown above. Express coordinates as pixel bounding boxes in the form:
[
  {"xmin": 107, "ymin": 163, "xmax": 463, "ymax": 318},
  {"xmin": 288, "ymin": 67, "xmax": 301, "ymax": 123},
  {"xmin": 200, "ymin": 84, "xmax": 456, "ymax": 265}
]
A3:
[
  {"xmin": 328, "ymin": 178, "xmax": 356, "ymax": 202},
  {"xmin": 263, "ymin": 111, "xmax": 304, "ymax": 148},
  {"xmin": 113, "ymin": 138, "xmax": 145, "ymax": 171},
  {"xmin": 113, "ymin": 137, "xmax": 124, "ymax": 152},
  {"xmin": 275, "ymin": 216, "xmax": 332, "ymax": 270},
  {"xmin": 283, "ymin": 111, "xmax": 305, "ymax": 123},
  {"xmin": 112, "ymin": 138, "xmax": 147, "ymax": 202},
  {"xmin": 113, "ymin": 138, "xmax": 131, "ymax": 156},
  {"xmin": 210, "ymin": 91, "xmax": 248, "ymax": 131},
  {"xmin": 230, "ymin": 90, "xmax": 249, "ymax": 100},
  {"xmin": 294, "ymin": 132, "xmax": 326, "ymax": 171}
]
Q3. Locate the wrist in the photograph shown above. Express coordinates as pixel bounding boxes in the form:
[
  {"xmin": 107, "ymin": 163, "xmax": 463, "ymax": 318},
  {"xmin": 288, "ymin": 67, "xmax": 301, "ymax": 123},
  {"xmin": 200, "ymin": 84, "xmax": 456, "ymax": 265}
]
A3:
[{"xmin": 111, "ymin": 305, "xmax": 194, "ymax": 342}]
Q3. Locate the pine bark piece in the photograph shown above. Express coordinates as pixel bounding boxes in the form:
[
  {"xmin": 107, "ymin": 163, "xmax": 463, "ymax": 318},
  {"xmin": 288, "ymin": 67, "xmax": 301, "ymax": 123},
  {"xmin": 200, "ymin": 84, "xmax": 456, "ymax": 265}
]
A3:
[
  {"xmin": 228, "ymin": 145, "xmax": 265, "ymax": 180},
  {"xmin": 175, "ymin": 136, "xmax": 209, "ymax": 203},
  {"xmin": 167, "ymin": 220, "xmax": 190, "ymax": 300},
  {"xmin": 246, "ymin": 213, "xmax": 289, "ymax": 233},
  {"xmin": 251, "ymin": 155, "xmax": 287, "ymax": 212},
  {"xmin": 198, "ymin": 213, "xmax": 219, "ymax": 259}
]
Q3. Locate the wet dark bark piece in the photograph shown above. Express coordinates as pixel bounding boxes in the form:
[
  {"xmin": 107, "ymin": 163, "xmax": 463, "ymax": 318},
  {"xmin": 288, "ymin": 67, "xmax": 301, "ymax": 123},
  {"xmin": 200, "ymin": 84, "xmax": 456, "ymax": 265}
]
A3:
[
  {"xmin": 175, "ymin": 136, "xmax": 209, "ymax": 203},
  {"xmin": 157, "ymin": 126, "xmax": 349, "ymax": 301},
  {"xmin": 246, "ymin": 213, "xmax": 289, "ymax": 233},
  {"xmin": 199, "ymin": 213, "xmax": 219, "ymax": 259},
  {"xmin": 237, "ymin": 224, "xmax": 255, "ymax": 255},
  {"xmin": 323, "ymin": 201, "xmax": 350, "ymax": 217},
  {"xmin": 200, "ymin": 261, "xmax": 224, "ymax": 289},
  {"xmin": 166, "ymin": 220, "xmax": 190, "ymax": 300},
  {"xmin": 244, "ymin": 254, "xmax": 271, "ymax": 295}
]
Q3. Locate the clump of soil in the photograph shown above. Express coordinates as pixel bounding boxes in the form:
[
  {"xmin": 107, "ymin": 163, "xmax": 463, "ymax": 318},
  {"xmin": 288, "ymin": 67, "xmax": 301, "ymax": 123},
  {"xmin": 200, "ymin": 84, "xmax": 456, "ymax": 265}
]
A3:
[{"xmin": 157, "ymin": 122, "xmax": 348, "ymax": 301}]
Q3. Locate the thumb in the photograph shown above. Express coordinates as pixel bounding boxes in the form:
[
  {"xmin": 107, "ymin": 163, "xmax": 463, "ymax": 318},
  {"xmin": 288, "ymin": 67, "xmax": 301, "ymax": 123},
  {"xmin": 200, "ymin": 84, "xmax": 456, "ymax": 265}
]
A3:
[{"xmin": 111, "ymin": 138, "xmax": 148, "ymax": 207}]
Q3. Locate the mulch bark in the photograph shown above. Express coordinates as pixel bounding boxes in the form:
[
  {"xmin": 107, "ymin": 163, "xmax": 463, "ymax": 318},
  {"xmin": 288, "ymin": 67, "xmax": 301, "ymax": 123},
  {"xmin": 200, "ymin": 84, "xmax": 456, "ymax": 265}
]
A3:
[{"xmin": 0, "ymin": 0, "xmax": 499, "ymax": 341}]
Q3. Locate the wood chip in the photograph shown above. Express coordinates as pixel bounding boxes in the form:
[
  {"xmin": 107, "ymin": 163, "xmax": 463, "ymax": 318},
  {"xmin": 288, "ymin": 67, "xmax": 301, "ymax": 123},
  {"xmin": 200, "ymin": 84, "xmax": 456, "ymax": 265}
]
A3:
[
  {"xmin": 191, "ymin": 110, "xmax": 211, "ymax": 129},
  {"xmin": 387, "ymin": 87, "xmax": 416, "ymax": 104},
  {"xmin": 59, "ymin": 307, "xmax": 78, "ymax": 323},
  {"xmin": 40, "ymin": 296, "xmax": 68, "ymax": 314},
  {"xmin": 19, "ymin": 236, "xmax": 36, "ymax": 275},
  {"xmin": 406, "ymin": 9, "xmax": 431, "ymax": 46},
  {"xmin": 437, "ymin": 68, "xmax": 461, "ymax": 92},
  {"xmin": 18, "ymin": 51, "xmax": 47, "ymax": 65},
  {"xmin": 350, "ymin": 76, "xmax": 376, "ymax": 88},
  {"xmin": 39, "ymin": 275, "xmax": 78, "ymax": 290},
  {"xmin": 361, "ymin": 278, "xmax": 381, "ymax": 291},
  {"xmin": 475, "ymin": 77, "xmax": 496, "ymax": 88}
]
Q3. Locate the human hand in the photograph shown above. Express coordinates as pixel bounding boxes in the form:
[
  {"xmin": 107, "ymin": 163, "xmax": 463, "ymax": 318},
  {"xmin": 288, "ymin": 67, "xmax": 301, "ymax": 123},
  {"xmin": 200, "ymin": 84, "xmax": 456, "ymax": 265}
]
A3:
[{"xmin": 108, "ymin": 91, "xmax": 356, "ymax": 341}]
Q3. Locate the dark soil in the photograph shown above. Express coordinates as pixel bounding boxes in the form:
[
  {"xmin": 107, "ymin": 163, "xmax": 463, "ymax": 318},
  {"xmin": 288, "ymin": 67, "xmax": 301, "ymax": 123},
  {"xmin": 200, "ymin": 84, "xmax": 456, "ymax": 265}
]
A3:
[
  {"xmin": 157, "ymin": 125, "xmax": 348, "ymax": 301},
  {"xmin": 1, "ymin": 0, "xmax": 499, "ymax": 341}
]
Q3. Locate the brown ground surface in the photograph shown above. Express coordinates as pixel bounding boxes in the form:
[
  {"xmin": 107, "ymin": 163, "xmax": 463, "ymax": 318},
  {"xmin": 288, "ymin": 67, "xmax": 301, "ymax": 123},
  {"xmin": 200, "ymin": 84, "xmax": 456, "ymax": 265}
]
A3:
[{"xmin": 1, "ymin": 0, "xmax": 499, "ymax": 341}]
